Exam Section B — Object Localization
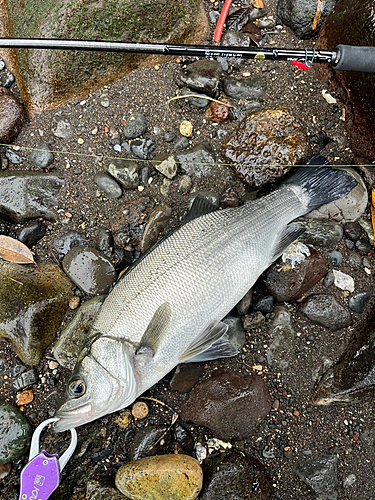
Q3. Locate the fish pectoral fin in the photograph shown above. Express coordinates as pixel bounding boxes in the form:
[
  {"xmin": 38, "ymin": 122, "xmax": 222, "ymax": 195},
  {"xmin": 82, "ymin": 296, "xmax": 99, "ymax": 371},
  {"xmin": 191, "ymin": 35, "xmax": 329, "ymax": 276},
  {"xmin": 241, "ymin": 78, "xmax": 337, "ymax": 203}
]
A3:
[
  {"xmin": 136, "ymin": 302, "xmax": 171, "ymax": 357},
  {"xmin": 272, "ymin": 223, "xmax": 305, "ymax": 262},
  {"xmin": 179, "ymin": 321, "xmax": 229, "ymax": 363},
  {"xmin": 184, "ymin": 333, "xmax": 239, "ymax": 362}
]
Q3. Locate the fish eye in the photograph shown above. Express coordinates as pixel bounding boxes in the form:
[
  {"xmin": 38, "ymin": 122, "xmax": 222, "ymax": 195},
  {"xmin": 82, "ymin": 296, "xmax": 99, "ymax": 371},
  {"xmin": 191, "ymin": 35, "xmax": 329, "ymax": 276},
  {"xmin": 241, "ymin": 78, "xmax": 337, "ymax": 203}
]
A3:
[{"xmin": 68, "ymin": 378, "xmax": 86, "ymax": 398}]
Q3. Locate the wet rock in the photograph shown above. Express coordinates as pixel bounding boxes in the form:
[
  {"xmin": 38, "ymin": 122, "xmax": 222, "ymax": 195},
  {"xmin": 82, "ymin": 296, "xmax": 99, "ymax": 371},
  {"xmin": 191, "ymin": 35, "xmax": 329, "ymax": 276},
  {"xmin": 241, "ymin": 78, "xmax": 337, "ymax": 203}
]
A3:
[
  {"xmin": 181, "ymin": 88, "xmax": 210, "ymax": 108},
  {"xmin": 306, "ymin": 168, "xmax": 367, "ymax": 222},
  {"xmin": 348, "ymin": 291, "xmax": 370, "ymax": 314},
  {"xmin": 0, "ymin": 88, "xmax": 24, "ymax": 144},
  {"xmin": 180, "ymin": 368, "xmax": 271, "ymax": 440},
  {"xmin": 176, "ymin": 143, "xmax": 216, "ymax": 178},
  {"xmin": 220, "ymin": 185, "xmax": 240, "ymax": 208},
  {"xmin": 153, "ymin": 153, "xmax": 178, "ymax": 179},
  {"xmin": 174, "ymin": 136, "xmax": 189, "ymax": 150},
  {"xmin": 277, "ymin": 0, "xmax": 335, "ymax": 39},
  {"xmin": 222, "ymin": 314, "xmax": 246, "ymax": 352},
  {"xmin": 95, "ymin": 228, "xmax": 114, "ymax": 257},
  {"xmin": 0, "ymin": 261, "xmax": 73, "ymax": 366},
  {"xmin": 53, "ymin": 295, "xmax": 106, "ymax": 369},
  {"xmin": 51, "ymin": 118, "xmax": 73, "ymax": 139},
  {"xmin": 123, "ymin": 113, "xmax": 147, "ymax": 139},
  {"xmin": 188, "ymin": 190, "xmax": 220, "ymax": 209},
  {"xmin": 299, "ymin": 219, "xmax": 343, "ymax": 247},
  {"xmin": 344, "ymin": 222, "xmax": 362, "ymax": 241},
  {"xmin": 0, "ymin": 171, "xmax": 64, "ymax": 223},
  {"xmin": 293, "ymin": 455, "xmax": 338, "ymax": 500},
  {"xmin": 50, "ymin": 230, "xmax": 87, "ymax": 261},
  {"xmin": 252, "ymin": 294, "xmax": 274, "ymax": 314},
  {"xmin": 355, "ymin": 238, "xmax": 372, "ymax": 255},
  {"xmin": 128, "ymin": 426, "xmax": 173, "ymax": 461},
  {"xmin": 0, "ymin": 71, "xmax": 15, "ymax": 88},
  {"xmin": 223, "ymin": 75, "xmax": 266, "ymax": 100},
  {"xmin": 260, "ymin": 244, "xmax": 327, "ymax": 301},
  {"xmin": 131, "ymin": 138, "xmax": 156, "ymax": 160},
  {"xmin": 348, "ymin": 251, "xmax": 362, "ymax": 267},
  {"xmin": 327, "ymin": 251, "xmax": 342, "ymax": 266},
  {"xmin": 221, "ymin": 31, "xmax": 251, "ymax": 67},
  {"xmin": 85, "ymin": 480, "xmax": 125, "ymax": 500},
  {"xmin": 141, "ymin": 205, "xmax": 172, "ymax": 253},
  {"xmin": 222, "ymin": 107, "xmax": 309, "ymax": 186},
  {"xmin": 170, "ymin": 363, "xmax": 205, "ymax": 393},
  {"xmin": 110, "ymin": 198, "xmax": 155, "ymax": 251},
  {"xmin": 104, "ymin": 159, "xmax": 139, "ymax": 189},
  {"xmin": 115, "ymin": 454, "xmax": 203, "ymax": 500},
  {"xmin": 174, "ymin": 424, "xmax": 194, "ymax": 454},
  {"xmin": 267, "ymin": 306, "xmax": 296, "ymax": 370},
  {"xmin": 15, "ymin": 220, "xmax": 46, "ymax": 248},
  {"xmin": 298, "ymin": 294, "xmax": 352, "ymax": 331},
  {"xmin": 200, "ymin": 450, "xmax": 273, "ymax": 500},
  {"xmin": 30, "ymin": 141, "xmax": 54, "ymax": 169},
  {"xmin": 0, "ymin": 401, "xmax": 32, "ymax": 464},
  {"xmin": 176, "ymin": 59, "xmax": 222, "ymax": 97},
  {"xmin": 315, "ymin": 0, "xmax": 375, "ymax": 159},
  {"xmin": 94, "ymin": 171, "xmax": 122, "ymax": 198},
  {"xmin": 13, "ymin": 369, "xmax": 38, "ymax": 390},
  {"xmin": 62, "ymin": 246, "xmax": 116, "ymax": 295},
  {"xmin": 205, "ymin": 99, "xmax": 230, "ymax": 123}
]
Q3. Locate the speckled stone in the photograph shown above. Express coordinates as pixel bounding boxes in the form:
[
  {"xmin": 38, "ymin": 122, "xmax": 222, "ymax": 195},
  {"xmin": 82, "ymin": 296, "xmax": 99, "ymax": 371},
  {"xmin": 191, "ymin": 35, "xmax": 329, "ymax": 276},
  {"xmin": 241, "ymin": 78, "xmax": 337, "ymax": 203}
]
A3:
[
  {"xmin": 298, "ymin": 294, "xmax": 353, "ymax": 331},
  {"xmin": 115, "ymin": 454, "xmax": 203, "ymax": 500}
]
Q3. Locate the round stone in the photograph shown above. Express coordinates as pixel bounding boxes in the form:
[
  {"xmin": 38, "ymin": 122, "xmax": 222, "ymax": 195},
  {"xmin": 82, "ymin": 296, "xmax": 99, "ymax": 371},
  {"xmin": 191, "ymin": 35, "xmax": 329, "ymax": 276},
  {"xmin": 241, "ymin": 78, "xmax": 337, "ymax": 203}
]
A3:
[
  {"xmin": 180, "ymin": 121, "xmax": 193, "ymax": 137},
  {"xmin": 0, "ymin": 401, "xmax": 32, "ymax": 464},
  {"xmin": 131, "ymin": 402, "xmax": 149, "ymax": 420}
]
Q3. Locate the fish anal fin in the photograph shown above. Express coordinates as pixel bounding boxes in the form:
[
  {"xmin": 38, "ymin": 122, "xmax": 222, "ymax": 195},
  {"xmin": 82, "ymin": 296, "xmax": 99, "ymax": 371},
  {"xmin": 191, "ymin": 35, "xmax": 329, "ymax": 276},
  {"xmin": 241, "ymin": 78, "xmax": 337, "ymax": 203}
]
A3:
[
  {"xmin": 136, "ymin": 303, "xmax": 171, "ymax": 357},
  {"xmin": 272, "ymin": 223, "xmax": 305, "ymax": 262},
  {"xmin": 179, "ymin": 321, "xmax": 229, "ymax": 363}
]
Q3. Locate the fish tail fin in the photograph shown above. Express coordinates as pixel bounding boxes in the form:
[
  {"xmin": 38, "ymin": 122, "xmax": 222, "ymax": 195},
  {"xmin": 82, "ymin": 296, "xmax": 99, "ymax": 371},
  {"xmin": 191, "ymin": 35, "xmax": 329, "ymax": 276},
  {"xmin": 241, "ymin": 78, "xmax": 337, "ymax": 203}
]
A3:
[{"xmin": 284, "ymin": 160, "xmax": 357, "ymax": 214}]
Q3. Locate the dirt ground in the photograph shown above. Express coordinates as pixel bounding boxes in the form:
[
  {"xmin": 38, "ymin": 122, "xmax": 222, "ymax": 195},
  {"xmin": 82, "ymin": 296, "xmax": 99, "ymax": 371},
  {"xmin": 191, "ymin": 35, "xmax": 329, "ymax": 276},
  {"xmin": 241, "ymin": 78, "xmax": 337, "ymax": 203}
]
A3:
[{"xmin": 1, "ymin": 0, "xmax": 375, "ymax": 499}]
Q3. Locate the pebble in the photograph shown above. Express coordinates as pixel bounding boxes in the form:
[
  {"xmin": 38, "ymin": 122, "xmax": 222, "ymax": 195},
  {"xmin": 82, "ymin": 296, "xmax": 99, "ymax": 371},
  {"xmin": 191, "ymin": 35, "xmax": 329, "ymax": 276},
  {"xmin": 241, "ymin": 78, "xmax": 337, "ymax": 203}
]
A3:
[
  {"xmin": 173, "ymin": 136, "xmax": 189, "ymax": 150},
  {"xmin": 323, "ymin": 271, "xmax": 334, "ymax": 287},
  {"xmin": 298, "ymin": 294, "xmax": 353, "ymax": 331},
  {"xmin": 200, "ymin": 450, "xmax": 274, "ymax": 499},
  {"xmin": 0, "ymin": 401, "xmax": 32, "ymax": 464},
  {"xmin": 0, "ymin": 171, "xmax": 64, "ymax": 223},
  {"xmin": 16, "ymin": 390, "xmax": 34, "ymax": 406},
  {"xmin": 189, "ymin": 190, "xmax": 220, "ymax": 209},
  {"xmin": 327, "ymin": 250, "xmax": 342, "ymax": 266},
  {"xmin": 176, "ymin": 59, "xmax": 222, "ymax": 96},
  {"xmin": 293, "ymin": 454, "xmax": 338, "ymax": 500},
  {"xmin": 175, "ymin": 423, "xmax": 194, "ymax": 453},
  {"xmin": 153, "ymin": 153, "xmax": 178, "ymax": 179},
  {"xmin": 131, "ymin": 138, "xmax": 156, "ymax": 160},
  {"xmin": 29, "ymin": 141, "xmax": 54, "ymax": 169},
  {"xmin": 123, "ymin": 113, "xmax": 147, "ymax": 139},
  {"xmin": 141, "ymin": 204, "xmax": 171, "ymax": 253},
  {"xmin": 176, "ymin": 143, "xmax": 216, "ymax": 179},
  {"xmin": 236, "ymin": 289, "xmax": 253, "ymax": 315},
  {"xmin": 104, "ymin": 158, "xmax": 139, "ymax": 189},
  {"xmin": 355, "ymin": 238, "xmax": 372, "ymax": 254},
  {"xmin": 131, "ymin": 401, "xmax": 149, "ymax": 420},
  {"xmin": 333, "ymin": 269, "xmax": 354, "ymax": 292},
  {"xmin": 348, "ymin": 290, "xmax": 370, "ymax": 313},
  {"xmin": 4, "ymin": 148, "xmax": 26, "ymax": 164},
  {"xmin": 342, "ymin": 473, "xmax": 356, "ymax": 488},
  {"xmin": 179, "ymin": 120, "xmax": 193, "ymax": 137},
  {"xmin": 51, "ymin": 118, "xmax": 73, "ymax": 139},
  {"xmin": 0, "ymin": 88, "xmax": 24, "ymax": 144},
  {"xmin": 164, "ymin": 131, "xmax": 176, "ymax": 142},
  {"xmin": 95, "ymin": 228, "xmax": 114, "ymax": 256},
  {"xmin": 252, "ymin": 294, "xmax": 274, "ymax": 314},
  {"xmin": 348, "ymin": 251, "xmax": 362, "ymax": 267},
  {"xmin": 0, "ymin": 71, "xmax": 15, "ymax": 88},
  {"xmin": 242, "ymin": 310, "xmax": 265, "ymax": 330},
  {"xmin": 94, "ymin": 171, "xmax": 123, "ymax": 198},
  {"xmin": 62, "ymin": 246, "xmax": 116, "ymax": 294},
  {"xmin": 344, "ymin": 221, "xmax": 362, "ymax": 241},
  {"xmin": 170, "ymin": 363, "xmax": 205, "ymax": 393},
  {"xmin": 115, "ymin": 454, "xmax": 203, "ymax": 500},
  {"xmin": 14, "ymin": 220, "xmax": 47, "ymax": 248},
  {"xmin": 51, "ymin": 230, "xmax": 87, "ymax": 260},
  {"xmin": 181, "ymin": 88, "xmax": 210, "ymax": 108},
  {"xmin": 100, "ymin": 94, "xmax": 109, "ymax": 107},
  {"xmin": 267, "ymin": 306, "xmax": 296, "ymax": 370},
  {"xmin": 53, "ymin": 295, "xmax": 106, "ymax": 369},
  {"xmin": 180, "ymin": 368, "xmax": 271, "ymax": 440},
  {"xmin": 177, "ymin": 174, "xmax": 192, "ymax": 192},
  {"xmin": 128, "ymin": 425, "xmax": 173, "ymax": 461},
  {"xmin": 11, "ymin": 359, "xmax": 26, "ymax": 378},
  {"xmin": 13, "ymin": 369, "xmax": 38, "ymax": 390}
]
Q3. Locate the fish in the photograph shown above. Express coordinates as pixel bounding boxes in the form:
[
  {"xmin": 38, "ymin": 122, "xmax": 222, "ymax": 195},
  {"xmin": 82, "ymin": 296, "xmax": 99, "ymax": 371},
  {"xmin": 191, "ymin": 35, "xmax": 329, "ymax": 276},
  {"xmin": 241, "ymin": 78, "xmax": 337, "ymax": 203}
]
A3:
[
  {"xmin": 54, "ymin": 165, "xmax": 356, "ymax": 432},
  {"xmin": 310, "ymin": 310, "xmax": 375, "ymax": 406}
]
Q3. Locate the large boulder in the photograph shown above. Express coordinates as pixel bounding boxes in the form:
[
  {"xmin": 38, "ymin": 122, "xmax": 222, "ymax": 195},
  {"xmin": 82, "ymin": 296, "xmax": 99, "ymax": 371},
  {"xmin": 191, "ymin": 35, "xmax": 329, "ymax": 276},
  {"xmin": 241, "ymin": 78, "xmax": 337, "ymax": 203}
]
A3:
[
  {"xmin": 0, "ymin": 0, "xmax": 209, "ymax": 113},
  {"xmin": 277, "ymin": 0, "xmax": 336, "ymax": 39},
  {"xmin": 314, "ymin": 0, "xmax": 375, "ymax": 160}
]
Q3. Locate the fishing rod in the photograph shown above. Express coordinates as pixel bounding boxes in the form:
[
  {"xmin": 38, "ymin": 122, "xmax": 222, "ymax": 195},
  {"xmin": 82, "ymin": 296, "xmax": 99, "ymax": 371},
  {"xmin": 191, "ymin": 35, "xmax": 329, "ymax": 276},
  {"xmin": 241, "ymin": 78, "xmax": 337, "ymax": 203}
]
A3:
[{"xmin": 0, "ymin": 38, "xmax": 374, "ymax": 72}]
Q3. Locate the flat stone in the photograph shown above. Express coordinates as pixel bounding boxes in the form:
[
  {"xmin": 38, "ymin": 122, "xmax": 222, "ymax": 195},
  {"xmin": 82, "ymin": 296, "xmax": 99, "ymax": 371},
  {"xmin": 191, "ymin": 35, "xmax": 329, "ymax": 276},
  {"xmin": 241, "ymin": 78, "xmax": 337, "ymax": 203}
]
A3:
[
  {"xmin": 51, "ymin": 118, "xmax": 73, "ymax": 139},
  {"xmin": 0, "ymin": 262, "xmax": 74, "ymax": 366},
  {"xmin": 180, "ymin": 368, "xmax": 271, "ymax": 440},
  {"xmin": 115, "ymin": 454, "xmax": 203, "ymax": 500},
  {"xmin": 223, "ymin": 75, "xmax": 267, "ymax": 100},
  {"xmin": 176, "ymin": 143, "xmax": 216, "ymax": 178},
  {"xmin": 94, "ymin": 171, "xmax": 122, "ymax": 199},
  {"xmin": 104, "ymin": 159, "xmax": 139, "ymax": 189},
  {"xmin": 153, "ymin": 153, "xmax": 178, "ymax": 179},
  {"xmin": 0, "ymin": 401, "xmax": 32, "ymax": 464},
  {"xmin": 293, "ymin": 455, "xmax": 338, "ymax": 500},
  {"xmin": 176, "ymin": 59, "xmax": 223, "ymax": 97}
]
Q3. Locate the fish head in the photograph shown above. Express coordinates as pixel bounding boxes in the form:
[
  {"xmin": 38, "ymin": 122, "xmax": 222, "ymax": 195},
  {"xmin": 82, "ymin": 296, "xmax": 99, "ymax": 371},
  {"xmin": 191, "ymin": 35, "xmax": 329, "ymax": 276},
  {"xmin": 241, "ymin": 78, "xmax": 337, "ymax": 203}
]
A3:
[{"xmin": 54, "ymin": 335, "xmax": 138, "ymax": 432}]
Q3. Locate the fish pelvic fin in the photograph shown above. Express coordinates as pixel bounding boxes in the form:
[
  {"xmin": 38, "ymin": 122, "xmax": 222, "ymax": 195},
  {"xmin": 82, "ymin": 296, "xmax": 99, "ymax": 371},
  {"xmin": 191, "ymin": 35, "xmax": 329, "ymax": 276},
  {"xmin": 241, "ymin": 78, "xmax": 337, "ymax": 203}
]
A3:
[
  {"xmin": 272, "ymin": 223, "xmax": 306, "ymax": 262},
  {"xmin": 179, "ymin": 320, "xmax": 229, "ymax": 363},
  {"xmin": 136, "ymin": 302, "xmax": 171, "ymax": 357},
  {"xmin": 284, "ymin": 165, "xmax": 357, "ymax": 214},
  {"xmin": 185, "ymin": 332, "xmax": 240, "ymax": 362}
]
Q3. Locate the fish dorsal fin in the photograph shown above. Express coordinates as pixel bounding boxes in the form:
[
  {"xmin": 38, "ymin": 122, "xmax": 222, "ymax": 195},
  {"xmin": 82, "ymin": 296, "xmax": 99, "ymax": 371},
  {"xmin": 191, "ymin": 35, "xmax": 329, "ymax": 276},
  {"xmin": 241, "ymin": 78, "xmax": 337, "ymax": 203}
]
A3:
[
  {"xmin": 183, "ymin": 195, "xmax": 218, "ymax": 225},
  {"xmin": 272, "ymin": 223, "xmax": 305, "ymax": 262},
  {"xmin": 185, "ymin": 332, "xmax": 239, "ymax": 362},
  {"xmin": 136, "ymin": 303, "xmax": 171, "ymax": 357},
  {"xmin": 179, "ymin": 320, "xmax": 229, "ymax": 363}
]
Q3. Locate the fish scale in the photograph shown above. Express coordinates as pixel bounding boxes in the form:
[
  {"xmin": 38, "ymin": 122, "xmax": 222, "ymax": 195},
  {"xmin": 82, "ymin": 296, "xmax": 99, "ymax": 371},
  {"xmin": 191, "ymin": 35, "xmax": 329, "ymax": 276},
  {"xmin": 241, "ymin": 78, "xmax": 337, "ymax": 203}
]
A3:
[{"xmin": 54, "ymin": 166, "xmax": 357, "ymax": 432}]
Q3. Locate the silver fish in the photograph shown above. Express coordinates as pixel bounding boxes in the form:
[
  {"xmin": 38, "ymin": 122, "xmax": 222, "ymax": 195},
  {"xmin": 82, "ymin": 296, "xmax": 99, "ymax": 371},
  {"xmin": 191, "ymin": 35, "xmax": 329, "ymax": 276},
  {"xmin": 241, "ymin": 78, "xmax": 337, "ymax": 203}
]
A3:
[{"xmin": 54, "ymin": 166, "xmax": 356, "ymax": 432}]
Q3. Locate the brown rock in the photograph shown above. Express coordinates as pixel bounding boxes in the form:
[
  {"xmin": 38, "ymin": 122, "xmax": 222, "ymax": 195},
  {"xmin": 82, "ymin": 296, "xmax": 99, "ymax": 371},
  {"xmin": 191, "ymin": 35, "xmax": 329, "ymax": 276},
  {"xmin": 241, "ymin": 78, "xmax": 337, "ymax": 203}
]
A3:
[
  {"xmin": 180, "ymin": 368, "xmax": 271, "ymax": 440},
  {"xmin": 0, "ymin": 88, "xmax": 24, "ymax": 144},
  {"xmin": 115, "ymin": 454, "xmax": 203, "ymax": 500}
]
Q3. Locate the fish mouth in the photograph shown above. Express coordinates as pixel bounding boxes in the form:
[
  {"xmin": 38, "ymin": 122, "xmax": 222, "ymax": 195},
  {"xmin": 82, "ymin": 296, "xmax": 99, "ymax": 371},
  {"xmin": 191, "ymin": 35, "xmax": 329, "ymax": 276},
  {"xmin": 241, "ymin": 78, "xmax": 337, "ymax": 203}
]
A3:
[{"xmin": 53, "ymin": 402, "xmax": 93, "ymax": 433}]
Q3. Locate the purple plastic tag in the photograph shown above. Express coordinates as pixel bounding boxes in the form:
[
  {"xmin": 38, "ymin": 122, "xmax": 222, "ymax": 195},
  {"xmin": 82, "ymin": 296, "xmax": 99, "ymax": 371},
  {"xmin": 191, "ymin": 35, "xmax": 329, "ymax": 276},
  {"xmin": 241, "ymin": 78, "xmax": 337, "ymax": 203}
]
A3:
[{"xmin": 19, "ymin": 451, "xmax": 60, "ymax": 500}]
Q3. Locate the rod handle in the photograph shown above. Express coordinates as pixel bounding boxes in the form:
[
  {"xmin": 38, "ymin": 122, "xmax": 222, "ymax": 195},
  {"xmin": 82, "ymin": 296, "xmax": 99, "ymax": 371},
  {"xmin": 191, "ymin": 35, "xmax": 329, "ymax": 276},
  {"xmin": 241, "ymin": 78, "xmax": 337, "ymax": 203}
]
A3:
[{"xmin": 331, "ymin": 44, "xmax": 375, "ymax": 73}]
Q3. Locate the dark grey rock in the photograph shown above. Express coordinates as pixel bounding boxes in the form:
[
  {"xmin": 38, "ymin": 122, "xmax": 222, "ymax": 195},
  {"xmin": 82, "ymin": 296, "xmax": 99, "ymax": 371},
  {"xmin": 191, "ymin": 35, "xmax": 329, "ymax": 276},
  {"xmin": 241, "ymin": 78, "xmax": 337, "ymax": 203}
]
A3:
[
  {"xmin": 236, "ymin": 290, "xmax": 252, "ymax": 315},
  {"xmin": 0, "ymin": 401, "xmax": 32, "ymax": 464},
  {"xmin": 0, "ymin": 171, "xmax": 64, "ymax": 223},
  {"xmin": 51, "ymin": 230, "xmax": 87, "ymax": 260},
  {"xmin": 344, "ymin": 222, "xmax": 362, "ymax": 241},
  {"xmin": 217, "ymin": 129, "xmax": 228, "ymax": 140},
  {"xmin": 267, "ymin": 306, "xmax": 296, "ymax": 370},
  {"xmin": 0, "ymin": 71, "xmax": 15, "ymax": 88},
  {"xmin": 188, "ymin": 190, "xmax": 220, "ymax": 209},
  {"xmin": 173, "ymin": 136, "xmax": 189, "ymax": 150},
  {"xmin": 141, "ymin": 166, "xmax": 151, "ymax": 184},
  {"xmin": 176, "ymin": 143, "xmax": 216, "ymax": 178},
  {"xmin": 14, "ymin": 220, "xmax": 46, "ymax": 248},
  {"xmin": 163, "ymin": 132, "xmax": 176, "ymax": 142},
  {"xmin": 170, "ymin": 363, "xmax": 205, "ymax": 393},
  {"xmin": 181, "ymin": 88, "xmax": 210, "ymax": 107},
  {"xmin": 355, "ymin": 238, "xmax": 372, "ymax": 254},
  {"xmin": 30, "ymin": 142, "xmax": 54, "ymax": 169},
  {"xmin": 62, "ymin": 246, "xmax": 116, "ymax": 295},
  {"xmin": 223, "ymin": 75, "xmax": 267, "ymax": 100},
  {"xmin": 348, "ymin": 251, "xmax": 362, "ymax": 267},
  {"xmin": 123, "ymin": 113, "xmax": 147, "ymax": 139},
  {"xmin": 222, "ymin": 314, "xmax": 246, "ymax": 353},
  {"xmin": 252, "ymin": 295, "xmax": 274, "ymax": 314},
  {"xmin": 95, "ymin": 228, "xmax": 114, "ymax": 257},
  {"xmin": 323, "ymin": 271, "xmax": 334, "ymax": 287},
  {"xmin": 277, "ymin": 0, "xmax": 336, "ymax": 39},
  {"xmin": 176, "ymin": 59, "xmax": 223, "ymax": 97},
  {"xmin": 327, "ymin": 251, "xmax": 342, "ymax": 266},
  {"xmin": 128, "ymin": 426, "xmax": 173, "ymax": 461},
  {"xmin": 4, "ymin": 149, "xmax": 26, "ymax": 164},
  {"xmin": 348, "ymin": 291, "xmax": 371, "ymax": 314},
  {"xmin": 298, "ymin": 294, "xmax": 353, "ymax": 331},
  {"xmin": 131, "ymin": 138, "xmax": 156, "ymax": 160},
  {"xmin": 293, "ymin": 455, "xmax": 338, "ymax": 500},
  {"xmin": 104, "ymin": 159, "xmax": 139, "ymax": 189},
  {"xmin": 94, "ymin": 171, "xmax": 123, "ymax": 198},
  {"xmin": 217, "ymin": 56, "xmax": 229, "ymax": 71},
  {"xmin": 13, "ymin": 369, "xmax": 38, "ymax": 390},
  {"xmin": 221, "ymin": 31, "xmax": 251, "ymax": 68},
  {"xmin": 10, "ymin": 359, "xmax": 26, "ymax": 378}
]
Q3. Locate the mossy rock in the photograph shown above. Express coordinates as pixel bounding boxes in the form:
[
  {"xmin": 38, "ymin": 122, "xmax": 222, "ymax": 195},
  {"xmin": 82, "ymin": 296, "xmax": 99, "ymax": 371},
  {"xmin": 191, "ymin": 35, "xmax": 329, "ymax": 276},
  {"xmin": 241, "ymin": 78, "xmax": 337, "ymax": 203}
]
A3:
[{"xmin": 2, "ymin": 0, "xmax": 209, "ymax": 113}]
